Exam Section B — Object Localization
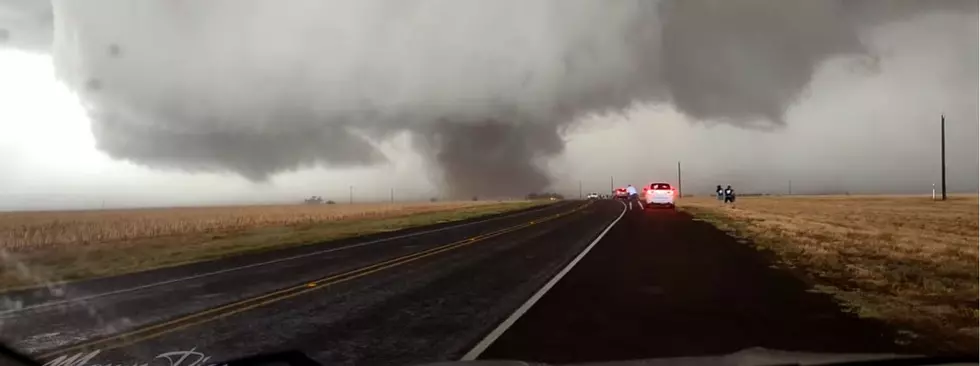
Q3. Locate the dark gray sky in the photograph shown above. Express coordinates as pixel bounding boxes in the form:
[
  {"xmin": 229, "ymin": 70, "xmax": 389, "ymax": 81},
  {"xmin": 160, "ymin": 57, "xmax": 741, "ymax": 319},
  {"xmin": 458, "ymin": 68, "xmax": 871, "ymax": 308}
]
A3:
[{"xmin": 0, "ymin": 0, "xmax": 976, "ymax": 210}]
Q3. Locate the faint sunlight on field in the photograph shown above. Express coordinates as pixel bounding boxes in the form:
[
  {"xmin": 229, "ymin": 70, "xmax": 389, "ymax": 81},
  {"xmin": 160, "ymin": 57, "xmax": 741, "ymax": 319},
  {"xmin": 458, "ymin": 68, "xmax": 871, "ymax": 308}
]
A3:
[{"xmin": 679, "ymin": 195, "xmax": 979, "ymax": 353}]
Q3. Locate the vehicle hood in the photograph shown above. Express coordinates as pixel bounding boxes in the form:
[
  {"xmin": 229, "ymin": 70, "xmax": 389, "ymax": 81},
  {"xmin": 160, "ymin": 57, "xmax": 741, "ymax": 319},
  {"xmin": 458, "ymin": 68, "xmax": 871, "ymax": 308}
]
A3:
[{"xmin": 418, "ymin": 347, "xmax": 968, "ymax": 366}]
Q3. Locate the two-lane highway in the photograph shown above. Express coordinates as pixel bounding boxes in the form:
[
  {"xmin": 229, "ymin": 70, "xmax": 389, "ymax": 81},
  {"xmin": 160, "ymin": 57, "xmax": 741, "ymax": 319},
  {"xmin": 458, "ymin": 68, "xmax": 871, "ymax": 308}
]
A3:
[
  {"xmin": 4, "ymin": 198, "xmax": 919, "ymax": 366},
  {"xmin": 2, "ymin": 199, "xmax": 626, "ymax": 365}
]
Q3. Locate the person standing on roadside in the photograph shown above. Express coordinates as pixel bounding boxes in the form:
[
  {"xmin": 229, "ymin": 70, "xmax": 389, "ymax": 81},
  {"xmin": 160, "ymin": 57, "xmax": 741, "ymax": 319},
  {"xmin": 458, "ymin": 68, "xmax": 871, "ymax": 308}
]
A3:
[
  {"xmin": 724, "ymin": 185, "xmax": 736, "ymax": 205},
  {"xmin": 626, "ymin": 184, "xmax": 639, "ymax": 210},
  {"xmin": 716, "ymin": 185, "xmax": 724, "ymax": 203}
]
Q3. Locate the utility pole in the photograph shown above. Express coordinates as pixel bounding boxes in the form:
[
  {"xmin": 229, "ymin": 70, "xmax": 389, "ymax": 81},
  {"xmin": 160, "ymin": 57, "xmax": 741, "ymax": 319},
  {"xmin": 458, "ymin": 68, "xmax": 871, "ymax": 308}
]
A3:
[
  {"xmin": 610, "ymin": 176, "xmax": 614, "ymax": 195},
  {"xmin": 349, "ymin": 186, "xmax": 354, "ymax": 204},
  {"xmin": 390, "ymin": 187, "xmax": 394, "ymax": 203},
  {"xmin": 788, "ymin": 180, "xmax": 792, "ymax": 195},
  {"xmin": 941, "ymin": 114, "xmax": 947, "ymax": 201},
  {"xmin": 578, "ymin": 180, "xmax": 582, "ymax": 199},
  {"xmin": 676, "ymin": 161, "xmax": 682, "ymax": 197}
]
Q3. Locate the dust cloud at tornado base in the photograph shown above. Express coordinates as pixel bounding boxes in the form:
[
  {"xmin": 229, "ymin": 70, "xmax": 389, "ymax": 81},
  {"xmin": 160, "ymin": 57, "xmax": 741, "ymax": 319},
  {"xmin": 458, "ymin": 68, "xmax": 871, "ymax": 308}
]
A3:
[{"xmin": 6, "ymin": 0, "xmax": 979, "ymax": 198}]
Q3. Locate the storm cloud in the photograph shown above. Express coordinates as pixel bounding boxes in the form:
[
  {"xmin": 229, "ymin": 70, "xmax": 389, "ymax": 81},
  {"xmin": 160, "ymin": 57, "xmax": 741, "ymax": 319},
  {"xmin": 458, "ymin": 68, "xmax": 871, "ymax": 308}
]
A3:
[{"xmin": 1, "ymin": 0, "xmax": 976, "ymax": 198}]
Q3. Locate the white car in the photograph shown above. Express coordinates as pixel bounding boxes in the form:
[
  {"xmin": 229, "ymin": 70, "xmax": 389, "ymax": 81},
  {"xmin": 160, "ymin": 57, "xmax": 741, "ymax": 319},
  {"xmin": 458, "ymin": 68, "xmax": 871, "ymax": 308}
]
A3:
[
  {"xmin": 586, "ymin": 193, "xmax": 599, "ymax": 200},
  {"xmin": 643, "ymin": 182, "xmax": 676, "ymax": 209}
]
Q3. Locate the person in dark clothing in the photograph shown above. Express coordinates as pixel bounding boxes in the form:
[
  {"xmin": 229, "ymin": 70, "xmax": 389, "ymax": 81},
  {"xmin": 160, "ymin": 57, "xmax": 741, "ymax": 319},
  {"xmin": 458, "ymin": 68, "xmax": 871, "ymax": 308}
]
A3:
[
  {"xmin": 724, "ymin": 185, "xmax": 736, "ymax": 203},
  {"xmin": 716, "ymin": 185, "xmax": 724, "ymax": 202}
]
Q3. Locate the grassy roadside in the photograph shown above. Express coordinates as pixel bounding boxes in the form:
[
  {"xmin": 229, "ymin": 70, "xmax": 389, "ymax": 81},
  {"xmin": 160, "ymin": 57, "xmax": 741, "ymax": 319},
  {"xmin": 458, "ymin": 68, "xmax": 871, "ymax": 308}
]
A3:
[
  {"xmin": 1, "ymin": 201, "xmax": 550, "ymax": 291},
  {"xmin": 678, "ymin": 195, "xmax": 978, "ymax": 354}
]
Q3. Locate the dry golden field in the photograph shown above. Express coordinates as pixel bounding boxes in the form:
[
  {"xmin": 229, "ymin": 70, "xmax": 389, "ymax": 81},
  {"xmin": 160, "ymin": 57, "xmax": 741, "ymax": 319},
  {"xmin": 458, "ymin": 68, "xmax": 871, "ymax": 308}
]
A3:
[
  {"xmin": 679, "ymin": 195, "xmax": 978, "ymax": 353},
  {"xmin": 0, "ymin": 200, "xmax": 545, "ymax": 290},
  {"xmin": 1, "ymin": 201, "xmax": 516, "ymax": 252}
]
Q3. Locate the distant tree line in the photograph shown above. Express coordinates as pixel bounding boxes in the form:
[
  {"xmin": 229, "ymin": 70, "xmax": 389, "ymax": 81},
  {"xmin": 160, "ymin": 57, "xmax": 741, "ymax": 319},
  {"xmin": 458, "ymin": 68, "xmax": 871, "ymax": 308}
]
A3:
[{"xmin": 303, "ymin": 196, "xmax": 336, "ymax": 204}]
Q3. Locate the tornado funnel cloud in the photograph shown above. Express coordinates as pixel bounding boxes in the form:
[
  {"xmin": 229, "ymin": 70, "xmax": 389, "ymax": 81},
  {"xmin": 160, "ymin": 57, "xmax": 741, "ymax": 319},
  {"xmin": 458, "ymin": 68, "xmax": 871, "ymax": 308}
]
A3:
[{"xmin": 414, "ymin": 121, "xmax": 564, "ymax": 199}]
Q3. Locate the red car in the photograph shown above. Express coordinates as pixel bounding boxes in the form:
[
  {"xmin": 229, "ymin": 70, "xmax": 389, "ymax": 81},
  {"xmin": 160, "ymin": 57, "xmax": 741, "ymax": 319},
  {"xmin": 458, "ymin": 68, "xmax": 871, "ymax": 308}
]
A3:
[{"xmin": 614, "ymin": 188, "xmax": 628, "ymax": 200}]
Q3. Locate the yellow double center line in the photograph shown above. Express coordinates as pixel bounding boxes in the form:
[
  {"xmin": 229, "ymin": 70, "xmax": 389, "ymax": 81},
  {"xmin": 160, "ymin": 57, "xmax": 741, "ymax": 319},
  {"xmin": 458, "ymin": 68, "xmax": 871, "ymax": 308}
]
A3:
[{"xmin": 40, "ymin": 202, "xmax": 591, "ymax": 360}]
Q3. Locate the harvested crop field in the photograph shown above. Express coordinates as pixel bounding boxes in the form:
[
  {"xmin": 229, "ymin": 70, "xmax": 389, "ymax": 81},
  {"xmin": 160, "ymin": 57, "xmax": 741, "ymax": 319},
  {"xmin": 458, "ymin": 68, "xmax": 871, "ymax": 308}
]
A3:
[
  {"xmin": 0, "ymin": 200, "xmax": 544, "ymax": 290},
  {"xmin": 679, "ymin": 195, "xmax": 978, "ymax": 353}
]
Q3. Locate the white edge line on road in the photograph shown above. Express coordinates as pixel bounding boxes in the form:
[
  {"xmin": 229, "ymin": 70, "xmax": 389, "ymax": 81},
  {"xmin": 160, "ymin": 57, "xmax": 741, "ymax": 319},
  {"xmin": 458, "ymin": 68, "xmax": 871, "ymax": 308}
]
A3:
[
  {"xmin": 1, "ymin": 202, "xmax": 563, "ymax": 316},
  {"xmin": 460, "ymin": 200, "xmax": 628, "ymax": 361}
]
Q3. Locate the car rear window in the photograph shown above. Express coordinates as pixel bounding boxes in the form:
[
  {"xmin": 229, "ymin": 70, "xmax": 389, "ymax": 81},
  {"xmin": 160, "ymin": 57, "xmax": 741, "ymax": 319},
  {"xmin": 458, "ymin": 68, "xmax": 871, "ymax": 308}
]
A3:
[{"xmin": 650, "ymin": 183, "xmax": 671, "ymax": 190}]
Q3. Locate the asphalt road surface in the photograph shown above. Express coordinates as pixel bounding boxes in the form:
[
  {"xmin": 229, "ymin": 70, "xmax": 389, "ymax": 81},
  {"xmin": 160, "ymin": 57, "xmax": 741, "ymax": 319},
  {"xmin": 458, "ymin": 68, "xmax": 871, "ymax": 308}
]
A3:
[
  {"xmin": 1, "ymin": 199, "xmax": 913, "ymax": 366},
  {"xmin": 479, "ymin": 201, "xmax": 909, "ymax": 363}
]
